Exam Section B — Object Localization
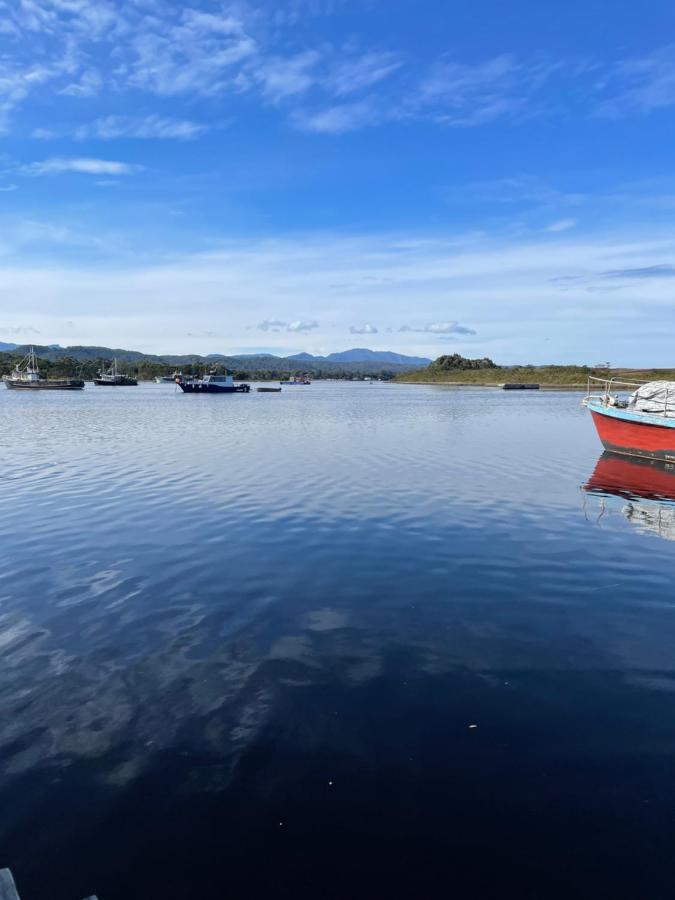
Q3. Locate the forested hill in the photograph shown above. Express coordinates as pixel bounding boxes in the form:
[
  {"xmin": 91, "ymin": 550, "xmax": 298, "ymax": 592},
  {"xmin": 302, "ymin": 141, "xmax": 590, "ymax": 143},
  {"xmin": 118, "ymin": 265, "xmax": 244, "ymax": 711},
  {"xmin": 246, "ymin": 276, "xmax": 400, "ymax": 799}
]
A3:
[
  {"xmin": 396, "ymin": 353, "xmax": 675, "ymax": 385},
  {"xmin": 0, "ymin": 345, "xmax": 424, "ymax": 380}
]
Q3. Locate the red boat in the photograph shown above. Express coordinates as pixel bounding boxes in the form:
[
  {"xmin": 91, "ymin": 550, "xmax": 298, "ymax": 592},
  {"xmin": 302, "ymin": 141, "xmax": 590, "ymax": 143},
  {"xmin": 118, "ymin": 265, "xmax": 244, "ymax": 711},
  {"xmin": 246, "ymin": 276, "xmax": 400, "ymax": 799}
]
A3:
[{"xmin": 584, "ymin": 376, "xmax": 675, "ymax": 462}]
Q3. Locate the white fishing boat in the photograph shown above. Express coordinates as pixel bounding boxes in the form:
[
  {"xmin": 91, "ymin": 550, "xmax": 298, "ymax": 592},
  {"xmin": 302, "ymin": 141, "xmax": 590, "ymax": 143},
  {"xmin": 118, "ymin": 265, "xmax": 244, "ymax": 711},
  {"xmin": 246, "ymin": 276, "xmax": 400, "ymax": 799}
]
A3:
[
  {"xmin": 95, "ymin": 359, "xmax": 138, "ymax": 386},
  {"xmin": 3, "ymin": 348, "xmax": 84, "ymax": 390}
]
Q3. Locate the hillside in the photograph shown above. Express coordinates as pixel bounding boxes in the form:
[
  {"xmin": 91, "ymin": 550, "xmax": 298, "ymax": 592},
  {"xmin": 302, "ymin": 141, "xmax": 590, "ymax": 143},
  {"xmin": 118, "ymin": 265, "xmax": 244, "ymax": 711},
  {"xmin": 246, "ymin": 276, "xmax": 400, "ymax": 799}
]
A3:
[
  {"xmin": 288, "ymin": 349, "xmax": 431, "ymax": 366},
  {"xmin": 396, "ymin": 354, "xmax": 675, "ymax": 386},
  {"xmin": 0, "ymin": 345, "xmax": 422, "ymax": 380}
]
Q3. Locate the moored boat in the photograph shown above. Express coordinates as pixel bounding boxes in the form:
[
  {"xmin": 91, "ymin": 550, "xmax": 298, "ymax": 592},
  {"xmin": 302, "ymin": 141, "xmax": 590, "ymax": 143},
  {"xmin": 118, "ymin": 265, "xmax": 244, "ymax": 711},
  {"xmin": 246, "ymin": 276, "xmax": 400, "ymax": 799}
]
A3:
[
  {"xmin": 584, "ymin": 376, "xmax": 675, "ymax": 462},
  {"xmin": 257, "ymin": 386, "xmax": 282, "ymax": 392},
  {"xmin": 155, "ymin": 371, "xmax": 183, "ymax": 384},
  {"xmin": 178, "ymin": 373, "xmax": 250, "ymax": 394},
  {"xmin": 95, "ymin": 359, "xmax": 138, "ymax": 386},
  {"xmin": 3, "ymin": 348, "xmax": 84, "ymax": 390},
  {"xmin": 280, "ymin": 373, "xmax": 311, "ymax": 385}
]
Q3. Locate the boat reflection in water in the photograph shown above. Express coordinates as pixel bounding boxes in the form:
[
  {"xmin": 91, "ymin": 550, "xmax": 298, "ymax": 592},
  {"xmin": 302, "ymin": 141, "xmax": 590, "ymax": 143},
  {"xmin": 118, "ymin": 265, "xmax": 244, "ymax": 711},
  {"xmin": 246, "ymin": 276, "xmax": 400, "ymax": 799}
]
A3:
[{"xmin": 583, "ymin": 451, "xmax": 675, "ymax": 541}]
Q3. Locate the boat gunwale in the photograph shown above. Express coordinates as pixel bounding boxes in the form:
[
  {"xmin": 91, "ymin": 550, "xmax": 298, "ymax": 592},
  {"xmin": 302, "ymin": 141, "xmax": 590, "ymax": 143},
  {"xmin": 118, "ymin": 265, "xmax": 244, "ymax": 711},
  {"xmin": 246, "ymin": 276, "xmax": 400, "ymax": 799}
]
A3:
[{"xmin": 586, "ymin": 397, "xmax": 675, "ymax": 429}]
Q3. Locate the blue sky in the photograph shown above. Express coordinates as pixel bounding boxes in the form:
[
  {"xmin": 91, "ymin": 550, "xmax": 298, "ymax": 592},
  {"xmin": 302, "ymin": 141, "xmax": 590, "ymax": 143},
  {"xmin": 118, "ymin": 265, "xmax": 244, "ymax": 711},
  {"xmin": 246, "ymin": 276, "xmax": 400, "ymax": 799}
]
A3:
[{"xmin": 1, "ymin": 0, "xmax": 675, "ymax": 363}]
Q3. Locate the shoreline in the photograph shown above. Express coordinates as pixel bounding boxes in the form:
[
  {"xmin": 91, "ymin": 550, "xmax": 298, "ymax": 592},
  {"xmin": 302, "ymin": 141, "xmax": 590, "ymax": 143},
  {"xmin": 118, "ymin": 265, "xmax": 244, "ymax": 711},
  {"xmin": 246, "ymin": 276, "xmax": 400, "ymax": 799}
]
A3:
[{"xmin": 395, "ymin": 381, "xmax": 589, "ymax": 390}]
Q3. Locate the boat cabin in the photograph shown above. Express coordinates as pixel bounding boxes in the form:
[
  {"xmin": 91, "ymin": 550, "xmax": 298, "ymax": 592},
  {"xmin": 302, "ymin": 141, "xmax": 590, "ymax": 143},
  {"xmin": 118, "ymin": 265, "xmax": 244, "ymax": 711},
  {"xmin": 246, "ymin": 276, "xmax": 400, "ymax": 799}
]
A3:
[
  {"xmin": 11, "ymin": 348, "xmax": 41, "ymax": 383},
  {"xmin": 202, "ymin": 374, "xmax": 234, "ymax": 386}
]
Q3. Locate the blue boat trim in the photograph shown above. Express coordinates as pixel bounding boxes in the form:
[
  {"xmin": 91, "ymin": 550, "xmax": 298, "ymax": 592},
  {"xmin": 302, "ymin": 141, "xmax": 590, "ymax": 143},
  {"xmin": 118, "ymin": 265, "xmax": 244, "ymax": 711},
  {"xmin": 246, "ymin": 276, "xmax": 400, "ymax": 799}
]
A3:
[{"xmin": 586, "ymin": 398, "xmax": 675, "ymax": 429}]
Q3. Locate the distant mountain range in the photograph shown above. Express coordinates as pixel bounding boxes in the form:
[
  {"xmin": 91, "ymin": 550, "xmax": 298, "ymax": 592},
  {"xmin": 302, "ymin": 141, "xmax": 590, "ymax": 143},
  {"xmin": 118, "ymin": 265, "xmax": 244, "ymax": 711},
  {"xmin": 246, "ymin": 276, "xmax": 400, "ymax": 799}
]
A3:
[
  {"xmin": 0, "ymin": 344, "xmax": 430, "ymax": 375},
  {"xmin": 0, "ymin": 342, "xmax": 61, "ymax": 352},
  {"xmin": 288, "ymin": 348, "xmax": 431, "ymax": 366}
]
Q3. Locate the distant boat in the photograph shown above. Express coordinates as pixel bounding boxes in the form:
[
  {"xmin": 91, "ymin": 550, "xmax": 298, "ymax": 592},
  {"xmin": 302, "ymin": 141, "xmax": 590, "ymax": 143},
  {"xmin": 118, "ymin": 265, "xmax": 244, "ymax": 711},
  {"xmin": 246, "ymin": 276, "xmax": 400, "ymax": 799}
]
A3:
[
  {"xmin": 178, "ymin": 373, "xmax": 250, "ymax": 394},
  {"xmin": 257, "ymin": 386, "xmax": 282, "ymax": 392},
  {"xmin": 3, "ymin": 347, "xmax": 84, "ymax": 390},
  {"xmin": 155, "ymin": 371, "xmax": 183, "ymax": 384},
  {"xmin": 280, "ymin": 373, "xmax": 311, "ymax": 385},
  {"xmin": 95, "ymin": 359, "xmax": 138, "ymax": 386}
]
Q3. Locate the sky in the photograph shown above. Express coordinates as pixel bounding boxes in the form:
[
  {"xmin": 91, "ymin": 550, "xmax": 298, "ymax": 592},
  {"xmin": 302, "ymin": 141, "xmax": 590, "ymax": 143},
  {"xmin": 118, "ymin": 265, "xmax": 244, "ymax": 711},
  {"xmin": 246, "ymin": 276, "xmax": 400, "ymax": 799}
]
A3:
[{"xmin": 1, "ymin": 0, "xmax": 675, "ymax": 363}]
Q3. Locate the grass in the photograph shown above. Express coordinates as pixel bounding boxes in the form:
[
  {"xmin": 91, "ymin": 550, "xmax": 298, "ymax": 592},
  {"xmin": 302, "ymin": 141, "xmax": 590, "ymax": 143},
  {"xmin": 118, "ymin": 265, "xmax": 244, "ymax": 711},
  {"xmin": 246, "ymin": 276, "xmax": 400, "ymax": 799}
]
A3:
[{"xmin": 396, "ymin": 366, "xmax": 675, "ymax": 386}]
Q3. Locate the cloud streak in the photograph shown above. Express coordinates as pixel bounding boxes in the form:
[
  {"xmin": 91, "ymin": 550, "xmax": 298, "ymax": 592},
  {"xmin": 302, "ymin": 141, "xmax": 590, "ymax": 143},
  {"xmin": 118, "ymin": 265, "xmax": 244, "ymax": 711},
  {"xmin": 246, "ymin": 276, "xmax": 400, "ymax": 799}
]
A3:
[
  {"xmin": 257, "ymin": 319, "xmax": 319, "ymax": 333},
  {"xmin": 3, "ymin": 227, "xmax": 675, "ymax": 364},
  {"xmin": 23, "ymin": 157, "xmax": 142, "ymax": 176},
  {"xmin": 399, "ymin": 322, "xmax": 477, "ymax": 335},
  {"xmin": 602, "ymin": 264, "xmax": 675, "ymax": 279},
  {"xmin": 75, "ymin": 115, "xmax": 209, "ymax": 140},
  {"xmin": 596, "ymin": 45, "xmax": 675, "ymax": 117},
  {"xmin": 0, "ymin": 1, "xmax": 673, "ymax": 139},
  {"xmin": 546, "ymin": 218, "xmax": 577, "ymax": 233}
]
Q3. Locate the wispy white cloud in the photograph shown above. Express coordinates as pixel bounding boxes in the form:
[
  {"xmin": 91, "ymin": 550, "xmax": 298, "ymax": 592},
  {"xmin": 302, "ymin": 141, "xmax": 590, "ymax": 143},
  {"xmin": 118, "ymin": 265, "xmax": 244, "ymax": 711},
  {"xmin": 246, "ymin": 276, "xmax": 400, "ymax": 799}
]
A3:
[
  {"xmin": 60, "ymin": 68, "xmax": 102, "ymax": 98},
  {"xmin": 32, "ymin": 115, "xmax": 209, "ymax": 141},
  {"xmin": 287, "ymin": 320, "xmax": 319, "ymax": 333},
  {"xmin": 296, "ymin": 100, "xmax": 379, "ymax": 133},
  {"xmin": 400, "ymin": 322, "xmax": 477, "ymax": 335},
  {"xmin": 350, "ymin": 323, "xmax": 378, "ymax": 334},
  {"xmin": 256, "ymin": 319, "xmax": 319, "ymax": 333},
  {"xmin": 602, "ymin": 264, "xmax": 675, "ymax": 279},
  {"xmin": 596, "ymin": 45, "xmax": 675, "ymax": 117},
  {"xmin": 126, "ymin": 8, "xmax": 257, "ymax": 97},
  {"xmin": 546, "ymin": 218, "xmax": 577, "ymax": 232},
  {"xmin": 75, "ymin": 115, "xmax": 208, "ymax": 140},
  {"xmin": 4, "ymin": 226, "xmax": 675, "ymax": 363},
  {"xmin": 23, "ymin": 157, "xmax": 142, "ymax": 176},
  {"xmin": 257, "ymin": 319, "xmax": 288, "ymax": 332},
  {"xmin": 296, "ymin": 52, "xmax": 588, "ymax": 134},
  {"xmin": 0, "ymin": 55, "xmax": 78, "ymax": 133},
  {"xmin": 3, "ymin": 0, "xmax": 672, "ymax": 141},
  {"xmin": 412, "ymin": 54, "xmax": 567, "ymax": 126},
  {"xmin": 444, "ymin": 176, "xmax": 587, "ymax": 209},
  {"xmin": 326, "ymin": 51, "xmax": 403, "ymax": 97},
  {"xmin": 254, "ymin": 51, "xmax": 322, "ymax": 101},
  {"xmin": 32, "ymin": 127, "xmax": 56, "ymax": 139}
]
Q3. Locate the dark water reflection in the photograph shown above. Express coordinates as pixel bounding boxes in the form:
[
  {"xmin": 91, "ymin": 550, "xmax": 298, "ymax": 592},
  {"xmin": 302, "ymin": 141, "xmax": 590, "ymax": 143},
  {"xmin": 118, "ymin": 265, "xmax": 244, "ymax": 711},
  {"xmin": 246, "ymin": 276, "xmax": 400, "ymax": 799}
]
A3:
[{"xmin": 2, "ymin": 384, "xmax": 675, "ymax": 898}]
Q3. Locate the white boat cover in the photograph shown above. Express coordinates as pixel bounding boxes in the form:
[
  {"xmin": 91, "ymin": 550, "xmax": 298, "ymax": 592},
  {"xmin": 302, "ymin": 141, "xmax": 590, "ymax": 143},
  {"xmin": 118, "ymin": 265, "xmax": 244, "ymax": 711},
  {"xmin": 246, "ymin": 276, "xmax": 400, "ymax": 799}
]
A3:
[{"xmin": 629, "ymin": 381, "xmax": 675, "ymax": 417}]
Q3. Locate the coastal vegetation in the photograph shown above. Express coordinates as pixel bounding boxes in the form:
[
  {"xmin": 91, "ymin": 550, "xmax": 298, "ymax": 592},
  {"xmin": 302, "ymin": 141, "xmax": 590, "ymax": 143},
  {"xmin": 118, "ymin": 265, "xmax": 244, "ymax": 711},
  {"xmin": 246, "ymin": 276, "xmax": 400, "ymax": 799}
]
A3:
[
  {"xmin": 396, "ymin": 354, "xmax": 675, "ymax": 386},
  {"xmin": 4, "ymin": 346, "xmax": 673, "ymax": 387},
  {"xmin": 0, "ymin": 346, "xmax": 407, "ymax": 382}
]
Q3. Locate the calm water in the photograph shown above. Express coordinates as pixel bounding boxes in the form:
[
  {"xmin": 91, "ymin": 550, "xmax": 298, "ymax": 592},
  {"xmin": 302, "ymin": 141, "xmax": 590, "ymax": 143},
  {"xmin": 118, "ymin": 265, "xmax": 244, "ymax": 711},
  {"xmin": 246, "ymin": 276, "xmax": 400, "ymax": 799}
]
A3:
[{"xmin": 2, "ymin": 382, "xmax": 675, "ymax": 899}]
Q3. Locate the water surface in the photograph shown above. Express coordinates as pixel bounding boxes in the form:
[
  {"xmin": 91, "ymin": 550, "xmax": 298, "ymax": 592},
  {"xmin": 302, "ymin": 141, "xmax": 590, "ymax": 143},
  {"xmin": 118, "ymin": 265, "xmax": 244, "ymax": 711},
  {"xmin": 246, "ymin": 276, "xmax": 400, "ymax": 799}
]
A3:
[{"xmin": 2, "ymin": 383, "xmax": 675, "ymax": 899}]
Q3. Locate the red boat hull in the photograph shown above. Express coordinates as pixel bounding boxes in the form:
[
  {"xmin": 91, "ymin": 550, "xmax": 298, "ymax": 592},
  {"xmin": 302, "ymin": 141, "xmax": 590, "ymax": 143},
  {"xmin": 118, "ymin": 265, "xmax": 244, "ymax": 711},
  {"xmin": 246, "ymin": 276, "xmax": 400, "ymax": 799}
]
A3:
[{"xmin": 591, "ymin": 409, "xmax": 675, "ymax": 461}]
